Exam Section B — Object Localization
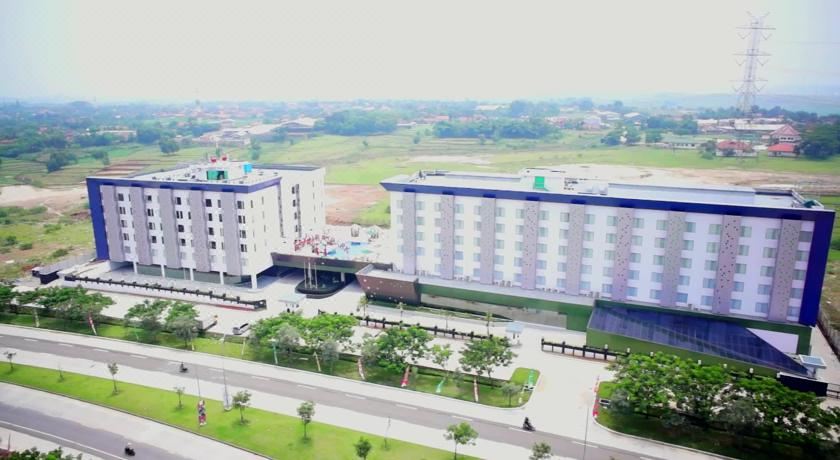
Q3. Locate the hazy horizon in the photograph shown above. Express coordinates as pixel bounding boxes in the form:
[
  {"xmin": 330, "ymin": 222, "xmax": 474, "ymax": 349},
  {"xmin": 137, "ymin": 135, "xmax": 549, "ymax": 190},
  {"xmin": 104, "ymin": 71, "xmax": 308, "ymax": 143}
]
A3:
[{"xmin": 2, "ymin": 0, "xmax": 840, "ymax": 102}]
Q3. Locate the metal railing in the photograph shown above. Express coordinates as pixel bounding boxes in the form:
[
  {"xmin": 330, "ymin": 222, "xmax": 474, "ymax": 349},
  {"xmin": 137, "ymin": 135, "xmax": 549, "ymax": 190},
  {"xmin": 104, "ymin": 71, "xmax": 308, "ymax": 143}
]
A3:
[{"xmin": 540, "ymin": 338, "xmax": 624, "ymax": 361}]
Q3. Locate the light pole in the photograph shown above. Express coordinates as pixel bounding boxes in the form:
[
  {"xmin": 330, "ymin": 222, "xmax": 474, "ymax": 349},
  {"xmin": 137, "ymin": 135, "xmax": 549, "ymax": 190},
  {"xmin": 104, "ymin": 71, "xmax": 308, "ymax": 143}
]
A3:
[
  {"xmin": 220, "ymin": 335, "xmax": 231, "ymax": 411},
  {"xmin": 269, "ymin": 338, "xmax": 278, "ymax": 365}
]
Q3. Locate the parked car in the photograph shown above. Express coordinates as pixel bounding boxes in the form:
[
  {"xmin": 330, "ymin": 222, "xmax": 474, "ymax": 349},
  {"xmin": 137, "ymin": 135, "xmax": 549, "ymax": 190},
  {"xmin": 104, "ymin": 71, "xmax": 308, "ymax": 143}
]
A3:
[
  {"xmin": 232, "ymin": 322, "xmax": 250, "ymax": 335},
  {"xmin": 197, "ymin": 315, "xmax": 218, "ymax": 332}
]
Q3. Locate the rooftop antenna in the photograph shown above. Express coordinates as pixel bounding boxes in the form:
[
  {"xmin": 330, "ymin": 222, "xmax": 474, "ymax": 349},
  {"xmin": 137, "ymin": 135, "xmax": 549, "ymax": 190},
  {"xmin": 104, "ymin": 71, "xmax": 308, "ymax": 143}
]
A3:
[{"xmin": 733, "ymin": 13, "xmax": 774, "ymax": 117}]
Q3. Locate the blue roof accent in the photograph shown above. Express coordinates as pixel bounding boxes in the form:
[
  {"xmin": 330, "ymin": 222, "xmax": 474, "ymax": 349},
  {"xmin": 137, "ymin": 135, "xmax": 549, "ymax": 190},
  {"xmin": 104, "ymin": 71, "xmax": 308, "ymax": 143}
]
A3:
[
  {"xmin": 86, "ymin": 176, "xmax": 281, "ymax": 194},
  {"xmin": 800, "ymin": 211, "xmax": 834, "ymax": 326},
  {"xmin": 86, "ymin": 179, "xmax": 109, "ymax": 260},
  {"xmin": 589, "ymin": 305, "xmax": 809, "ymax": 375}
]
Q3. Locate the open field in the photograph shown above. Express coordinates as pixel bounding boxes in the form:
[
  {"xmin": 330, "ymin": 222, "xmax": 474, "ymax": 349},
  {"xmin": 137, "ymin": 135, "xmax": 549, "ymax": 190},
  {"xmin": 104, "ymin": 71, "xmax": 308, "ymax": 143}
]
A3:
[{"xmin": 0, "ymin": 364, "xmax": 467, "ymax": 460}]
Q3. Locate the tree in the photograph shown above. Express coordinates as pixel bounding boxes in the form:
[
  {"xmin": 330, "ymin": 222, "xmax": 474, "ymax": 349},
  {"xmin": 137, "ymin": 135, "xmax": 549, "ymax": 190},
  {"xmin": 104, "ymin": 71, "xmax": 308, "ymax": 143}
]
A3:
[
  {"xmin": 271, "ymin": 127, "xmax": 288, "ymax": 143},
  {"xmin": 165, "ymin": 302, "xmax": 199, "ymax": 349},
  {"xmin": 107, "ymin": 362, "xmax": 119, "ymax": 394},
  {"xmin": 458, "ymin": 337, "xmax": 515, "ymax": 386},
  {"xmin": 413, "ymin": 133, "xmax": 421, "ymax": 145},
  {"xmin": 799, "ymin": 122, "xmax": 840, "ymax": 159},
  {"xmin": 302, "ymin": 314, "xmax": 357, "ymax": 351},
  {"xmin": 430, "ymin": 344, "xmax": 453, "ymax": 376},
  {"xmin": 4, "ymin": 447, "xmax": 80, "ymax": 459},
  {"xmin": 320, "ymin": 339, "xmax": 340, "ymax": 374},
  {"xmin": 714, "ymin": 397, "xmax": 760, "ymax": 440},
  {"xmin": 316, "ymin": 110, "xmax": 398, "ymax": 136},
  {"xmin": 645, "ymin": 130, "xmax": 663, "ymax": 144},
  {"xmin": 530, "ymin": 442, "xmax": 552, "ymax": 460},
  {"xmin": 274, "ymin": 323, "xmax": 301, "ymax": 362},
  {"xmin": 297, "ymin": 400, "xmax": 316, "ymax": 439},
  {"xmin": 124, "ymin": 299, "xmax": 167, "ymax": 340},
  {"xmin": 357, "ymin": 295, "xmax": 369, "ymax": 316},
  {"xmin": 601, "ymin": 130, "xmax": 622, "ymax": 146},
  {"xmin": 0, "ymin": 283, "xmax": 16, "ymax": 313},
  {"xmin": 374, "ymin": 326, "xmax": 431, "ymax": 373},
  {"xmin": 501, "ymin": 382, "xmax": 520, "ymax": 407},
  {"xmin": 700, "ymin": 140, "xmax": 716, "ymax": 159},
  {"xmin": 174, "ymin": 385, "xmax": 185, "ymax": 409},
  {"xmin": 354, "ymin": 437, "xmax": 372, "ymax": 459},
  {"xmin": 4, "ymin": 350, "xmax": 16, "ymax": 371},
  {"xmin": 444, "ymin": 422, "xmax": 478, "ymax": 459},
  {"xmin": 624, "ymin": 126, "xmax": 641, "ymax": 144},
  {"xmin": 358, "ymin": 333, "xmax": 379, "ymax": 374},
  {"xmin": 232, "ymin": 389, "xmax": 252, "ymax": 424},
  {"xmin": 45, "ymin": 151, "xmax": 77, "ymax": 173},
  {"xmin": 159, "ymin": 137, "xmax": 180, "ymax": 155}
]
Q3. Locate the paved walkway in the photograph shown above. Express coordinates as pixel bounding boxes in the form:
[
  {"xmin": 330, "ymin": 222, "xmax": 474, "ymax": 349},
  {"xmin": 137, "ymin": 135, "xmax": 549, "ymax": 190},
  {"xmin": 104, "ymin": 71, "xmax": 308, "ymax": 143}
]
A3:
[
  {"xmin": 0, "ymin": 383, "xmax": 255, "ymax": 460},
  {"xmin": 0, "ymin": 426, "xmax": 100, "ymax": 460},
  {"xmin": 0, "ymin": 324, "xmax": 718, "ymax": 460}
]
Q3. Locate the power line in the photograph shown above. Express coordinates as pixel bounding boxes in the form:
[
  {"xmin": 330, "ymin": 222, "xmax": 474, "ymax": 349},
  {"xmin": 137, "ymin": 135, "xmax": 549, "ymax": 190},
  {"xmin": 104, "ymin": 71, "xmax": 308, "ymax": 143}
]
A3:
[{"xmin": 733, "ymin": 13, "xmax": 775, "ymax": 116}]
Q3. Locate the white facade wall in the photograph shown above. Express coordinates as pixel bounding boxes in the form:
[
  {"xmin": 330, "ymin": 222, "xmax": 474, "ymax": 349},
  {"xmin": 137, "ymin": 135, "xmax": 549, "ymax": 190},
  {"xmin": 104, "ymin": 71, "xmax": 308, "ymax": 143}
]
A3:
[{"xmin": 391, "ymin": 192, "xmax": 815, "ymax": 324}]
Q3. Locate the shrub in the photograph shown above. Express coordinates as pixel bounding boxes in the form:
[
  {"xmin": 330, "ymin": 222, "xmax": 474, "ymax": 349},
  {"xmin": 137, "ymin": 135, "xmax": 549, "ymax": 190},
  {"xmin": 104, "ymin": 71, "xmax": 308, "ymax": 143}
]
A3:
[
  {"xmin": 18, "ymin": 243, "xmax": 33, "ymax": 250},
  {"xmin": 50, "ymin": 248, "xmax": 70, "ymax": 258}
]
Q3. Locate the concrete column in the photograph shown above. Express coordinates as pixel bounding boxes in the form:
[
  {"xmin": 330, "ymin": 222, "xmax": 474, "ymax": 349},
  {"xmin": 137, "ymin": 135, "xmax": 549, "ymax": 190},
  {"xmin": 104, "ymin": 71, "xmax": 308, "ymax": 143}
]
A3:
[
  {"xmin": 219, "ymin": 271, "xmax": 225, "ymax": 285},
  {"xmin": 439, "ymin": 195, "xmax": 455, "ymax": 280},
  {"xmin": 713, "ymin": 215, "xmax": 741, "ymax": 314},
  {"xmin": 340, "ymin": 272, "xmax": 346, "ymax": 282},
  {"xmin": 220, "ymin": 193, "xmax": 243, "ymax": 276},
  {"xmin": 129, "ymin": 187, "xmax": 152, "ymax": 266},
  {"xmin": 564, "ymin": 204, "xmax": 586, "ymax": 295},
  {"xmin": 188, "ymin": 267, "xmax": 194, "ymax": 281},
  {"xmin": 520, "ymin": 200, "xmax": 539, "ymax": 290},
  {"xmin": 768, "ymin": 219, "xmax": 802, "ymax": 321},
  {"xmin": 660, "ymin": 211, "xmax": 686, "ymax": 307},
  {"xmin": 401, "ymin": 193, "xmax": 417, "ymax": 275},
  {"xmin": 157, "ymin": 188, "xmax": 180, "ymax": 269},
  {"xmin": 189, "ymin": 190, "xmax": 211, "ymax": 273},
  {"xmin": 132, "ymin": 261, "xmax": 138, "ymax": 274},
  {"xmin": 160, "ymin": 264, "xmax": 165, "ymax": 277},
  {"xmin": 479, "ymin": 197, "xmax": 496, "ymax": 285},
  {"xmin": 610, "ymin": 208, "xmax": 634, "ymax": 301},
  {"xmin": 251, "ymin": 274, "xmax": 257, "ymax": 290}
]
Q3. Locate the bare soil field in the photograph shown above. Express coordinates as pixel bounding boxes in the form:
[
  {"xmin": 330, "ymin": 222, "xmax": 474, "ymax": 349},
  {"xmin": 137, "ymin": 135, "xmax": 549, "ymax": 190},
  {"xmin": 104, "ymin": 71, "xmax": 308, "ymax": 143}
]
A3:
[{"xmin": 324, "ymin": 184, "xmax": 388, "ymax": 225}]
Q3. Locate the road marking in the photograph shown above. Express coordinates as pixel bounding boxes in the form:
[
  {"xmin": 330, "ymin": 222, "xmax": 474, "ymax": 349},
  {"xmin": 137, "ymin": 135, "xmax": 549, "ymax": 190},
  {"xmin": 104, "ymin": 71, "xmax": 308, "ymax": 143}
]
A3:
[
  {"xmin": 23, "ymin": 338, "xmax": 38, "ymax": 342},
  {"xmin": 57, "ymin": 343, "xmax": 74, "ymax": 348},
  {"xmin": 345, "ymin": 393, "xmax": 366, "ymax": 400},
  {"xmin": 168, "ymin": 361, "xmax": 181, "ymax": 365},
  {"xmin": 572, "ymin": 441, "xmax": 598, "ymax": 448},
  {"xmin": 92, "ymin": 348, "xmax": 109, "ymax": 353},
  {"xmin": 452, "ymin": 415, "xmax": 473, "ymax": 421},
  {"xmin": 208, "ymin": 368, "xmax": 222, "ymax": 372},
  {"xmin": 507, "ymin": 427, "xmax": 523, "ymax": 432},
  {"xmin": 640, "ymin": 457, "xmax": 653, "ymax": 460},
  {"xmin": 297, "ymin": 384, "xmax": 315, "ymax": 390},
  {"xmin": 396, "ymin": 404, "xmax": 417, "ymax": 411},
  {"xmin": 251, "ymin": 376, "xmax": 269, "ymax": 381},
  {"xmin": 0, "ymin": 420, "xmax": 123, "ymax": 460},
  {"xmin": 130, "ymin": 354, "xmax": 147, "ymax": 359}
]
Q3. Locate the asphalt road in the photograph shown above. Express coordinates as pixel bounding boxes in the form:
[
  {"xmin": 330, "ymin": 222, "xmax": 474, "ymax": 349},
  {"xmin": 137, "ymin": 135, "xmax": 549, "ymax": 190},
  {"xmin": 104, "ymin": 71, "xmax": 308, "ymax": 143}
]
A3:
[
  {"xmin": 0, "ymin": 401, "xmax": 189, "ymax": 460},
  {"xmin": 0, "ymin": 333, "xmax": 660, "ymax": 460}
]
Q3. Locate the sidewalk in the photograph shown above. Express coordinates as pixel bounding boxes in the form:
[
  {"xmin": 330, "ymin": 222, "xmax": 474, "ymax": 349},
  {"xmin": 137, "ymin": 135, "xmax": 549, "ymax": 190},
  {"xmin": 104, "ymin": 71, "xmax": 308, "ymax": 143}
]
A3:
[
  {"xmin": 0, "ymin": 324, "xmax": 718, "ymax": 460},
  {"xmin": 0, "ymin": 383, "xmax": 255, "ymax": 460}
]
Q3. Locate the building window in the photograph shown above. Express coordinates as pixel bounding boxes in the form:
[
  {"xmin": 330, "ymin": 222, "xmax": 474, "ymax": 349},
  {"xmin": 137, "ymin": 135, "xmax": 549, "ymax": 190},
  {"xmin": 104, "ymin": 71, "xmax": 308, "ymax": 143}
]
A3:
[
  {"xmin": 580, "ymin": 281, "xmax": 591, "ymax": 291},
  {"xmin": 146, "ymin": 209, "xmax": 154, "ymax": 217},
  {"xmin": 516, "ymin": 209, "xmax": 524, "ymax": 218},
  {"xmin": 176, "ymin": 211, "xmax": 184, "ymax": 219},
  {"xmin": 495, "ymin": 223, "xmax": 505, "ymax": 233},
  {"xmin": 147, "ymin": 222, "xmax": 155, "ymax": 230},
  {"xmin": 605, "ymin": 233, "xmax": 616, "ymax": 243},
  {"xmin": 585, "ymin": 214, "xmax": 595, "ymax": 225},
  {"xmin": 453, "ymin": 219, "xmax": 464, "ymax": 229},
  {"xmin": 584, "ymin": 231, "xmax": 593, "ymax": 242},
  {"xmin": 602, "ymin": 284, "xmax": 612, "ymax": 294},
  {"xmin": 118, "ymin": 207, "xmax": 126, "ymax": 215},
  {"xmin": 472, "ymin": 253, "xmax": 479, "ymax": 262},
  {"xmin": 474, "ymin": 206, "xmax": 481, "ymax": 215},
  {"xmin": 417, "ymin": 232, "xmax": 425, "ymax": 241},
  {"xmin": 495, "ymin": 208, "xmax": 505, "ymax": 218},
  {"xmin": 416, "ymin": 201, "xmax": 425, "ymax": 211},
  {"xmin": 557, "ymin": 262, "xmax": 567, "ymax": 272},
  {"xmin": 515, "ymin": 241, "xmax": 523, "ymax": 250},
  {"xmin": 536, "ymin": 275, "xmax": 546, "ymax": 285},
  {"xmin": 434, "ymin": 249, "xmax": 441, "ymax": 257},
  {"xmin": 651, "ymin": 272, "xmax": 663, "ymax": 282},
  {"xmin": 124, "ymin": 246, "xmax": 131, "ymax": 254},
  {"xmin": 701, "ymin": 295, "xmax": 714, "ymax": 306},
  {"xmin": 633, "ymin": 218, "xmax": 644, "ymax": 229},
  {"xmin": 760, "ymin": 266, "xmax": 774, "ymax": 277},
  {"xmin": 650, "ymin": 289, "xmax": 662, "ymax": 300},
  {"xmin": 557, "ymin": 246, "xmax": 567, "ymax": 256},
  {"xmin": 117, "ymin": 193, "xmax": 124, "ymax": 201},
  {"xmin": 556, "ymin": 278, "xmax": 566, "ymax": 289},
  {"xmin": 494, "ymin": 255, "xmax": 504, "ymax": 265},
  {"xmin": 655, "ymin": 238, "xmax": 666, "ymax": 249},
  {"xmin": 238, "ymin": 215, "xmax": 246, "ymax": 224},
  {"xmin": 685, "ymin": 222, "xmax": 696, "ymax": 233},
  {"xmin": 705, "ymin": 260, "xmax": 718, "ymax": 271},
  {"xmin": 494, "ymin": 270, "xmax": 503, "ymax": 280},
  {"xmin": 537, "ymin": 260, "xmax": 547, "ymax": 269},
  {"xmin": 653, "ymin": 255, "xmax": 664, "ymax": 266},
  {"xmin": 205, "ymin": 198, "xmax": 212, "ymax": 207},
  {"xmin": 146, "ymin": 195, "xmax": 152, "ymax": 202},
  {"xmin": 218, "ymin": 214, "xmax": 223, "ymax": 223},
  {"xmin": 763, "ymin": 247, "xmax": 777, "ymax": 258},
  {"xmin": 627, "ymin": 287, "xmax": 638, "ymax": 297},
  {"xmin": 455, "ymin": 251, "xmax": 464, "ymax": 260},
  {"xmin": 703, "ymin": 278, "xmax": 716, "ymax": 289},
  {"xmin": 735, "ymin": 263, "xmax": 746, "ymax": 274},
  {"xmin": 239, "ymin": 230, "xmax": 246, "ymax": 238},
  {"xmin": 473, "ymin": 237, "xmax": 481, "ymax": 246},
  {"xmin": 435, "ymin": 218, "xmax": 442, "ymax": 227},
  {"xmin": 683, "ymin": 240, "xmax": 694, "ymax": 250},
  {"xmin": 539, "ymin": 227, "xmax": 548, "ymax": 237},
  {"xmin": 740, "ymin": 226, "xmax": 752, "ymax": 238},
  {"xmin": 581, "ymin": 265, "xmax": 592, "ymax": 275},
  {"xmin": 514, "ymin": 257, "xmax": 522, "ymax": 267},
  {"xmin": 766, "ymin": 228, "xmax": 780, "ymax": 240},
  {"xmin": 794, "ymin": 269, "xmax": 806, "ymax": 280},
  {"xmin": 681, "ymin": 258, "xmax": 692, "ymax": 269},
  {"xmin": 603, "ymin": 266, "xmax": 614, "ymax": 277},
  {"xmin": 151, "ymin": 235, "xmax": 158, "ymax": 244},
  {"xmin": 707, "ymin": 242, "xmax": 719, "ymax": 253},
  {"xmin": 607, "ymin": 216, "xmax": 617, "ymax": 226},
  {"xmin": 516, "ymin": 225, "xmax": 524, "ymax": 235},
  {"xmin": 582, "ymin": 248, "xmax": 593, "ymax": 258},
  {"xmin": 709, "ymin": 224, "xmax": 722, "ymax": 235},
  {"xmin": 656, "ymin": 220, "xmax": 667, "ymax": 231},
  {"xmin": 628, "ymin": 270, "xmax": 639, "ymax": 280},
  {"xmin": 236, "ymin": 201, "xmax": 244, "ymax": 209},
  {"xmin": 632, "ymin": 235, "xmax": 643, "ymax": 246},
  {"xmin": 179, "ymin": 238, "xmax": 186, "ymax": 247},
  {"xmin": 787, "ymin": 306, "xmax": 800, "ymax": 318},
  {"xmin": 559, "ymin": 212, "xmax": 569, "ymax": 222},
  {"xmin": 796, "ymin": 250, "xmax": 808, "ymax": 261},
  {"xmin": 758, "ymin": 284, "xmax": 771, "ymax": 295},
  {"xmin": 539, "ymin": 210, "xmax": 548, "ymax": 220},
  {"xmin": 799, "ymin": 231, "xmax": 813, "ymax": 243},
  {"xmin": 434, "ymin": 233, "xmax": 441, "ymax": 243},
  {"xmin": 416, "ymin": 247, "xmax": 425, "ymax": 256},
  {"xmin": 679, "ymin": 275, "xmax": 690, "ymax": 286},
  {"xmin": 239, "ymin": 244, "xmax": 248, "ymax": 252},
  {"xmin": 755, "ymin": 302, "xmax": 769, "ymax": 314},
  {"xmin": 474, "ymin": 222, "xmax": 481, "ymax": 231},
  {"xmin": 415, "ymin": 216, "xmax": 424, "ymax": 225},
  {"xmin": 207, "ymin": 213, "xmax": 213, "ymax": 222},
  {"xmin": 733, "ymin": 281, "xmax": 744, "ymax": 292},
  {"xmin": 630, "ymin": 253, "xmax": 641, "ymax": 263},
  {"xmin": 455, "ymin": 204, "xmax": 463, "ymax": 214},
  {"xmin": 175, "ymin": 197, "xmax": 182, "ymax": 205},
  {"xmin": 730, "ymin": 299, "xmax": 742, "ymax": 310},
  {"xmin": 122, "ymin": 233, "xmax": 129, "ymax": 241},
  {"xmin": 455, "ymin": 235, "xmax": 464, "ymax": 245},
  {"xmin": 676, "ymin": 293, "xmax": 688, "ymax": 303},
  {"xmin": 559, "ymin": 229, "xmax": 569, "ymax": 239},
  {"xmin": 605, "ymin": 250, "xmax": 615, "ymax": 261},
  {"xmin": 538, "ymin": 243, "xmax": 547, "ymax": 253},
  {"xmin": 210, "ymin": 241, "xmax": 217, "ymax": 249}
]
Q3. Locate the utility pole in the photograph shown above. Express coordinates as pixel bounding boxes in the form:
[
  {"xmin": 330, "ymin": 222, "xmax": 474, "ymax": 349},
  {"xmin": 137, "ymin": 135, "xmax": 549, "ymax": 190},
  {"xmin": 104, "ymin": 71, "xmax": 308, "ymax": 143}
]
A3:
[
  {"xmin": 220, "ymin": 335, "xmax": 231, "ymax": 411},
  {"xmin": 734, "ymin": 13, "xmax": 774, "ymax": 117}
]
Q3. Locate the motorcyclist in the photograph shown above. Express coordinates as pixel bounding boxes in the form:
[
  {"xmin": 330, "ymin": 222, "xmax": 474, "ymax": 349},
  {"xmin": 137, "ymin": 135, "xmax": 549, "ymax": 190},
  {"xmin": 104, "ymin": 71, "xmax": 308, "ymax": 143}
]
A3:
[
  {"xmin": 179, "ymin": 362, "xmax": 188, "ymax": 372},
  {"xmin": 124, "ymin": 443, "xmax": 135, "ymax": 456},
  {"xmin": 523, "ymin": 417, "xmax": 534, "ymax": 431}
]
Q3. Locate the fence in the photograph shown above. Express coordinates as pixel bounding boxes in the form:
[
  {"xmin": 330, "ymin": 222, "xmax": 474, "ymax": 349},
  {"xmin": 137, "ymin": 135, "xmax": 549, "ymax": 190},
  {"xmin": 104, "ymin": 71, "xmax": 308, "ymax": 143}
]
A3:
[
  {"xmin": 317, "ymin": 310, "xmax": 494, "ymax": 341},
  {"xmin": 540, "ymin": 338, "xmax": 625, "ymax": 361},
  {"xmin": 818, "ymin": 309, "xmax": 840, "ymax": 360},
  {"xmin": 66, "ymin": 274, "xmax": 267, "ymax": 309}
]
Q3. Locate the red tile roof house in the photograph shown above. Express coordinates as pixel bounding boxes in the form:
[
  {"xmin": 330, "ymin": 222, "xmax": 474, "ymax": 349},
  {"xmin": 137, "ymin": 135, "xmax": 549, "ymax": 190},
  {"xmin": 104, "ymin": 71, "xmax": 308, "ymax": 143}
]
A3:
[
  {"xmin": 770, "ymin": 124, "xmax": 801, "ymax": 144},
  {"xmin": 715, "ymin": 140, "xmax": 756, "ymax": 157},
  {"xmin": 767, "ymin": 142, "xmax": 798, "ymax": 157}
]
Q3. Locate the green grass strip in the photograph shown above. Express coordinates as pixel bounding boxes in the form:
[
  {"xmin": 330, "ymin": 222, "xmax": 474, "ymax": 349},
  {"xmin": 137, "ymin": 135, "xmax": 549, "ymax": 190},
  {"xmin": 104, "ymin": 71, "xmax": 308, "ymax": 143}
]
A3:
[{"xmin": 0, "ymin": 363, "xmax": 473, "ymax": 460}]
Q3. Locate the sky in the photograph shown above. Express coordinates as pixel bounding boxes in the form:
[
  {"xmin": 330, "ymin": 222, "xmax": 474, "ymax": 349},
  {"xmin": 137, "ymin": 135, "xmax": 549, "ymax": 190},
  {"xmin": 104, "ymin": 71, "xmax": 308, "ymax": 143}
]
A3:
[{"xmin": 1, "ymin": 0, "xmax": 839, "ymax": 102}]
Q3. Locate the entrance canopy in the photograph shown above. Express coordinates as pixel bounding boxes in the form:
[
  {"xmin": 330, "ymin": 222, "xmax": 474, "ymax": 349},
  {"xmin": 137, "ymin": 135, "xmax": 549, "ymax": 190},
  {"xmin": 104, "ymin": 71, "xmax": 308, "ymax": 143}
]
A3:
[{"xmin": 279, "ymin": 292, "xmax": 307, "ymax": 309}]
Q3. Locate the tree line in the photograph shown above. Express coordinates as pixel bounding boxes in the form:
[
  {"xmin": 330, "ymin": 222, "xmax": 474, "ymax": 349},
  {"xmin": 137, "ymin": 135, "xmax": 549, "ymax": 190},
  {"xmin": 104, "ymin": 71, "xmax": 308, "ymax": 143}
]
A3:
[
  {"xmin": 315, "ymin": 110, "xmax": 398, "ymax": 136},
  {"xmin": 433, "ymin": 118, "xmax": 559, "ymax": 140}
]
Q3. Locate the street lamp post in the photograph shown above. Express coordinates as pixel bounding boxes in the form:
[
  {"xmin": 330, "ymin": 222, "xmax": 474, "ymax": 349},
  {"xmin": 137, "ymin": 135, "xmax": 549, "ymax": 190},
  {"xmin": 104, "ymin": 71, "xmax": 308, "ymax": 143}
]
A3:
[
  {"xmin": 220, "ymin": 335, "xmax": 231, "ymax": 411},
  {"xmin": 269, "ymin": 338, "xmax": 278, "ymax": 365}
]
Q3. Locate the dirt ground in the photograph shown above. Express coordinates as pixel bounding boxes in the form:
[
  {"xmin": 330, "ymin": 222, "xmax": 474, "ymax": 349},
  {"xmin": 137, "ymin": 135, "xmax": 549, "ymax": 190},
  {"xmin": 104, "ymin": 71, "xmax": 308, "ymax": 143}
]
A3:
[
  {"xmin": 0, "ymin": 185, "xmax": 88, "ymax": 215},
  {"xmin": 325, "ymin": 184, "xmax": 388, "ymax": 225}
]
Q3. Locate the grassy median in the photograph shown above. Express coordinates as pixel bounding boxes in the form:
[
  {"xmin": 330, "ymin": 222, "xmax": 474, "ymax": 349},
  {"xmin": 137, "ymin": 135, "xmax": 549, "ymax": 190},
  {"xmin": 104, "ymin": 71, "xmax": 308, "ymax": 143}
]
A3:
[
  {"xmin": 0, "ymin": 363, "xmax": 473, "ymax": 460},
  {"xmin": 0, "ymin": 313, "xmax": 539, "ymax": 407}
]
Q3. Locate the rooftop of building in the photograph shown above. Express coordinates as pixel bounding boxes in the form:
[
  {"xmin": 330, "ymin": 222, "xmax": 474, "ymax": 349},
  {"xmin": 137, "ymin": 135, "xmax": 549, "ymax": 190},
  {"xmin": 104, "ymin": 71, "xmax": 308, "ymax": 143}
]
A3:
[
  {"xmin": 88, "ymin": 160, "xmax": 322, "ymax": 187},
  {"xmin": 382, "ymin": 168, "xmax": 826, "ymax": 211}
]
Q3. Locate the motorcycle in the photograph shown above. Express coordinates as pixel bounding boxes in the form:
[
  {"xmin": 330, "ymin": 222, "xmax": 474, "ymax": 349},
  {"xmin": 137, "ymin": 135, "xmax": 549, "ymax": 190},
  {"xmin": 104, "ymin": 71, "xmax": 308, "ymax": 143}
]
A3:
[
  {"xmin": 124, "ymin": 444, "xmax": 136, "ymax": 456},
  {"xmin": 179, "ymin": 363, "xmax": 188, "ymax": 373},
  {"xmin": 522, "ymin": 418, "xmax": 535, "ymax": 432}
]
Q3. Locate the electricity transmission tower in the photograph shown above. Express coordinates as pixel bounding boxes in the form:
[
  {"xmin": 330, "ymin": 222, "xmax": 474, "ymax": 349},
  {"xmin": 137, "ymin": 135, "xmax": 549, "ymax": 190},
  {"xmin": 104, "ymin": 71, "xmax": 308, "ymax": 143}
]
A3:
[{"xmin": 734, "ymin": 13, "xmax": 774, "ymax": 116}]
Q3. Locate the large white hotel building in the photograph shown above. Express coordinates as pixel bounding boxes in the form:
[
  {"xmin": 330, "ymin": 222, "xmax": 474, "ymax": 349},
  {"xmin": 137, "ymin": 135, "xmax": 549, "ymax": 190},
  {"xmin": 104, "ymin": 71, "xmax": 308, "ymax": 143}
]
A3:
[
  {"xmin": 86, "ymin": 160, "xmax": 325, "ymax": 288},
  {"xmin": 381, "ymin": 169, "xmax": 834, "ymax": 332}
]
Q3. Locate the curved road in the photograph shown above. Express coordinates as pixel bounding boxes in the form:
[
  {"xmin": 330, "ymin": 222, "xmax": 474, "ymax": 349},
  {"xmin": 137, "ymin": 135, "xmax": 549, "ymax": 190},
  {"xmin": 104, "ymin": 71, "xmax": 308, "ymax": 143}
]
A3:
[{"xmin": 0, "ymin": 333, "xmax": 659, "ymax": 460}]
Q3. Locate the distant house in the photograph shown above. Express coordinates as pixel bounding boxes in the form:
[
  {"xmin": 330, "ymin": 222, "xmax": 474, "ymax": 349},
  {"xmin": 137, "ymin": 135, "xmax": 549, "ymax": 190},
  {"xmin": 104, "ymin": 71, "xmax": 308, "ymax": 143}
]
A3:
[
  {"xmin": 767, "ymin": 142, "xmax": 798, "ymax": 158},
  {"xmin": 770, "ymin": 124, "xmax": 801, "ymax": 144},
  {"xmin": 98, "ymin": 129, "xmax": 136, "ymax": 141},
  {"xmin": 664, "ymin": 139, "xmax": 704, "ymax": 150},
  {"xmin": 279, "ymin": 117, "xmax": 318, "ymax": 137},
  {"xmin": 716, "ymin": 140, "xmax": 755, "ymax": 157},
  {"xmin": 581, "ymin": 115, "xmax": 602, "ymax": 130}
]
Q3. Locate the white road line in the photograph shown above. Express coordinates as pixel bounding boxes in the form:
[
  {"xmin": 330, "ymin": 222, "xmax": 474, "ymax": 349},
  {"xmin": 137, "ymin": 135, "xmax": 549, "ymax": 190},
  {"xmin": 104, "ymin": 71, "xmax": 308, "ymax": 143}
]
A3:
[
  {"xmin": 507, "ymin": 427, "xmax": 523, "ymax": 432},
  {"xmin": 451, "ymin": 415, "xmax": 473, "ymax": 421},
  {"xmin": 130, "ymin": 354, "xmax": 147, "ymax": 359},
  {"xmin": 297, "ymin": 384, "xmax": 315, "ymax": 390},
  {"xmin": 396, "ymin": 404, "xmax": 417, "ymax": 411},
  {"xmin": 208, "ymin": 368, "xmax": 222, "ymax": 372},
  {"xmin": 640, "ymin": 457, "xmax": 654, "ymax": 460},
  {"xmin": 57, "ymin": 343, "xmax": 73, "ymax": 348},
  {"xmin": 92, "ymin": 348, "xmax": 109, "ymax": 353},
  {"xmin": 168, "ymin": 361, "xmax": 181, "ymax": 365},
  {"xmin": 345, "ymin": 394, "xmax": 366, "ymax": 400},
  {"xmin": 0, "ymin": 420, "xmax": 123, "ymax": 460},
  {"xmin": 23, "ymin": 338, "xmax": 38, "ymax": 342},
  {"xmin": 572, "ymin": 441, "xmax": 598, "ymax": 449},
  {"xmin": 251, "ymin": 376, "xmax": 269, "ymax": 381}
]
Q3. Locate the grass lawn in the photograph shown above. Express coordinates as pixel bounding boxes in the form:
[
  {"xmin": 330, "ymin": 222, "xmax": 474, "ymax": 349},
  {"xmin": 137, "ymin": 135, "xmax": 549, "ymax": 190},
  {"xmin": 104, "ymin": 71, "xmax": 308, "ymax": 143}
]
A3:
[
  {"xmin": 597, "ymin": 382, "xmax": 816, "ymax": 460},
  {"xmin": 355, "ymin": 198, "xmax": 391, "ymax": 227},
  {"xmin": 0, "ymin": 313, "xmax": 537, "ymax": 408},
  {"xmin": 0, "ymin": 364, "xmax": 469, "ymax": 460}
]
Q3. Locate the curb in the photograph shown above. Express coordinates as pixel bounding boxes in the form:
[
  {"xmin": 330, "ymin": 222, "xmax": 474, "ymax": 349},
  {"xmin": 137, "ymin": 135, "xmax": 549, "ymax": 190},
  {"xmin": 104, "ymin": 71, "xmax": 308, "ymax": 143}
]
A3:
[
  {"xmin": 0, "ymin": 323, "xmax": 534, "ymax": 411},
  {"xmin": 0, "ymin": 381, "xmax": 271, "ymax": 459},
  {"xmin": 592, "ymin": 416, "xmax": 736, "ymax": 460}
]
